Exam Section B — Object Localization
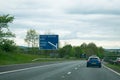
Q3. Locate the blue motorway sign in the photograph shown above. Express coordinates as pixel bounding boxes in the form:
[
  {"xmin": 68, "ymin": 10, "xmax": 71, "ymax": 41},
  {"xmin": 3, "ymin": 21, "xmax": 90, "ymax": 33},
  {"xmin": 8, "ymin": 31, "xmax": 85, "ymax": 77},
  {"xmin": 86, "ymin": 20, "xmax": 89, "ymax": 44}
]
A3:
[{"xmin": 39, "ymin": 35, "xmax": 59, "ymax": 50}]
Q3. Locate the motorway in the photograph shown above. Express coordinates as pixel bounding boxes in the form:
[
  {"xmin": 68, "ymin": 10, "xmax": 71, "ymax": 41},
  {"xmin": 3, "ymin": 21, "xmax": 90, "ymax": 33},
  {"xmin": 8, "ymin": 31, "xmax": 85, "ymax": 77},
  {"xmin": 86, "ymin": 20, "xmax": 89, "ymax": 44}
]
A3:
[{"xmin": 0, "ymin": 61, "xmax": 120, "ymax": 80}]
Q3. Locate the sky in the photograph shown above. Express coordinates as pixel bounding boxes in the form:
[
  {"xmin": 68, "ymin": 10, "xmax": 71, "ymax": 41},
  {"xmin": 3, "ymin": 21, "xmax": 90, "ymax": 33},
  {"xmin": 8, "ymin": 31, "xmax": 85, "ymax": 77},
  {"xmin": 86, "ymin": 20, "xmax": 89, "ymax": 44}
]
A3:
[{"xmin": 0, "ymin": 0, "xmax": 120, "ymax": 49}]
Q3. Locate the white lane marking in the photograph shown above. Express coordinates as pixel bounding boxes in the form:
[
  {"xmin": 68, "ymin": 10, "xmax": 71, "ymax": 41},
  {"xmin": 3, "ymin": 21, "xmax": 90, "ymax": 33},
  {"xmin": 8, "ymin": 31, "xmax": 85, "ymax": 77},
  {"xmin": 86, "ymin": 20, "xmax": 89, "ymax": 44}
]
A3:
[
  {"xmin": 75, "ymin": 67, "xmax": 78, "ymax": 70},
  {"xmin": 0, "ymin": 63, "xmax": 60, "ymax": 75},
  {"xmin": 62, "ymin": 76, "xmax": 65, "ymax": 78},
  {"xmin": 0, "ymin": 61, "xmax": 82, "ymax": 75},
  {"xmin": 103, "ymin": 65, "xmax": 120, "ymax": 76},
  {"xmin": 67, "ymin": 72, "xmax": 71, "ymax": 75}
]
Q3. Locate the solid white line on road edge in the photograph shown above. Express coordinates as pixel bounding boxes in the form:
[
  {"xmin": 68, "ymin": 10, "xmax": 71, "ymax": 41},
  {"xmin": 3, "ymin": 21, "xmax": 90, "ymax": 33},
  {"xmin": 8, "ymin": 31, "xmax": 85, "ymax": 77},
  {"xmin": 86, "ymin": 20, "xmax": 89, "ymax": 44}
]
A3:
[
  {"xmin": 103, "ymin": 65, "xmax": 120, "ymax": 76},
  {"xmin": 32, "ymin": 58, "xmax": 41, "ymax": 61},
  {"xmin": 0, "ymin": 63, "xmax": 61, "ymax": 75}
]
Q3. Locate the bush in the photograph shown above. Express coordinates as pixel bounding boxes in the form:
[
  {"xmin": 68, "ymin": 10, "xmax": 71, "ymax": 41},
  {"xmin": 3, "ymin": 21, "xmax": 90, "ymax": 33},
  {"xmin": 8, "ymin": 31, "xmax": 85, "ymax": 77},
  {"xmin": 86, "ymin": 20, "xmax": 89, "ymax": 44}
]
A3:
[{"xmin": 0, "ymin": 39, "xmax": 17, "ymax": 52}]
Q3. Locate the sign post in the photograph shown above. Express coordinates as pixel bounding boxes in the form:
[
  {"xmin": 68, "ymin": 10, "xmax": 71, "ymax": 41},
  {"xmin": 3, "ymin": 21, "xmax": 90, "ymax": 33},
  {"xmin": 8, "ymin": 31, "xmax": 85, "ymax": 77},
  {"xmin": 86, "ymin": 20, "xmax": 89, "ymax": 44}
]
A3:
[{"xmin": 39, "ymin": 35, "xmax": 59, "ymax": 50}]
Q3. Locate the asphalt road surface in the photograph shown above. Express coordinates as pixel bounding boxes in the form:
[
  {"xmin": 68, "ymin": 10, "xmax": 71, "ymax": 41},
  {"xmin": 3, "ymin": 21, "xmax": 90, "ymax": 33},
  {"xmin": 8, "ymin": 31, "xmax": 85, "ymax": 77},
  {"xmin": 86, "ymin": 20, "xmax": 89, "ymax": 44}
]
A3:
[{"xmin": 0, "ymin": 60, "xmax": 120, "ymax": 80}]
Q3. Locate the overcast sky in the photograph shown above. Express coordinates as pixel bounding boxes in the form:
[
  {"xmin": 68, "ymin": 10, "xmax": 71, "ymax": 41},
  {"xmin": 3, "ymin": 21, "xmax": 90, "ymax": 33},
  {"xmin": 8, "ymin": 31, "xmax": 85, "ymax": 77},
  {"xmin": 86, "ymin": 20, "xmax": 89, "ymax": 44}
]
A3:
[{"xmin": 0, "ymin": 0, "xmax": 120, "ymax": 49}]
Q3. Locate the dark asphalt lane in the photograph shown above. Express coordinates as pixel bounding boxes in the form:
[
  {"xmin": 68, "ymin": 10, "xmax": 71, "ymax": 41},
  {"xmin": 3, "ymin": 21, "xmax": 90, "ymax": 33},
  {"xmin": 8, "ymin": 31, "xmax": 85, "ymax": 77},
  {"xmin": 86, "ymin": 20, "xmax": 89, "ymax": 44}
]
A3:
[
  {"xmin": 0, "ymin": 61, "xmax": 62, "ymax": 72},
  {"xmin": 0, "ymin": 61, "xmax": 120, "ymax": 80}
]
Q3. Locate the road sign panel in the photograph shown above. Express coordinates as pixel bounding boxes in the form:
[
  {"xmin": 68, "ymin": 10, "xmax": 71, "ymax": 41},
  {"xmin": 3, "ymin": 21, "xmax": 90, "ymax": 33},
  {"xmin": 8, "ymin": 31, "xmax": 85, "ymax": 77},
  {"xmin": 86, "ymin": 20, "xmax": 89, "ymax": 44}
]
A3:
[{"xmin": 39, "ymin": 35, "xmax": 59, "ymax": 50}]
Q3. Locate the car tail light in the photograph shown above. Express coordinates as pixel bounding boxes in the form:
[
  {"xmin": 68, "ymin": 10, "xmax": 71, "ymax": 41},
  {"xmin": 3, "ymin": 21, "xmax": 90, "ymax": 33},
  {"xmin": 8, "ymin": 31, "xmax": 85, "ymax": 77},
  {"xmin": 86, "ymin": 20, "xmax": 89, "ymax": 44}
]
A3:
[
  {"xmin": 87, "ymin": 60, "xmax": 89, "ymax": 62},
  {"xmin": 98, "ymin": 59, "xmax": 101, "ymax": 62}
]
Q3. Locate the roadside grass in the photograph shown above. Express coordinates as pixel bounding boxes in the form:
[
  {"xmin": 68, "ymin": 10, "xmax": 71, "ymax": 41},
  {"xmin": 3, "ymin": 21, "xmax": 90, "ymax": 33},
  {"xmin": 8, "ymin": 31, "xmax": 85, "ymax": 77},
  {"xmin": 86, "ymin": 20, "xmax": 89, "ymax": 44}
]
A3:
[
  {"xmin": 0, "ymin": 52, "xmax": 64, "ymax": 65},
  {"xmin": 105, "ymin": 63, "xmax": 120, "ymax": 73},
  {"xmin": 0, "ymin": 52, "xmax": 42, "ymax": 65},
  {"xmin": 0, "ymin": 52, "xmax": 76, "ymax": 66}
]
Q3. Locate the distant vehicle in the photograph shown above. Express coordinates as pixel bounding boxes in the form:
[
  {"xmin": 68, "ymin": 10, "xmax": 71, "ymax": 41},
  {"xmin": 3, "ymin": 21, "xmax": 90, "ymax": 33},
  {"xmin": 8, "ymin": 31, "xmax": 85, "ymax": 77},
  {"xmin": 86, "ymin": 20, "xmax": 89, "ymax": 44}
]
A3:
[
  {"xmin": 115, "ymin": 58, "xmax": 120, "ymax": 64},
  {"xmin": 87, "ymin": 56, "xmax": 101, "ymax": 68}
]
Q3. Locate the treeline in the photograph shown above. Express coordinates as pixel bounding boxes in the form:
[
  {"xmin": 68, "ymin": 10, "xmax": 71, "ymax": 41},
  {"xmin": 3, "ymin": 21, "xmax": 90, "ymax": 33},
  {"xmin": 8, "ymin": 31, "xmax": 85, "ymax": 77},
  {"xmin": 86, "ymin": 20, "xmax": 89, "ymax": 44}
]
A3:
[
  {"xmin": 20, "ymin": 42, "xmax": 104, "ymax": 59},
  {"xmin": 58, "ymin": 43, "xmax": 104, "ymax": 59},
  {"xmin": 0, "ymin": 14, "xmax": 104, "ymax": 59}
]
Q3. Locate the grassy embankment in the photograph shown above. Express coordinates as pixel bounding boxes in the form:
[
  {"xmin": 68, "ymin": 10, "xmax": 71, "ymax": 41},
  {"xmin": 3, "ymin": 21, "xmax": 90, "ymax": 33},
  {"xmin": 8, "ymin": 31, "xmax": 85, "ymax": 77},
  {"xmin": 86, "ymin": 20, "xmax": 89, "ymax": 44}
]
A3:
[{"xmin": 0, "ymin": 52, "xmax": 65, "ymax": 66}]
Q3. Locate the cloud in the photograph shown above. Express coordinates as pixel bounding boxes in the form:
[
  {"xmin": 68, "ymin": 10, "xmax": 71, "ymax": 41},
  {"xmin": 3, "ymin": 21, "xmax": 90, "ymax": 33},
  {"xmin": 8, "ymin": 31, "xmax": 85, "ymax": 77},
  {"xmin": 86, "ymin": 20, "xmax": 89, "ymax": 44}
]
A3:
[
  {"xmin": 65, "ymin": 0, "xmax": 120, "ymax": 15},
  {"xmin": 0, "ymin": 0, "xmax": 120, "ymax": 48},
  {"xmin": 62, "ymin": 39, "xmax": 120, "ymax": 49}
]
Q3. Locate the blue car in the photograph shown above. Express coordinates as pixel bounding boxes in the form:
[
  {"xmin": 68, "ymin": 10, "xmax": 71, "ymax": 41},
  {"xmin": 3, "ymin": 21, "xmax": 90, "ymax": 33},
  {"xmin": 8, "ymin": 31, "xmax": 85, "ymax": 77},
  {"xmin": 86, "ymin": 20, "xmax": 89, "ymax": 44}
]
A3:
[{"xmin": 87, "ymin": 56, "xmax": 101, "ymax": 68}]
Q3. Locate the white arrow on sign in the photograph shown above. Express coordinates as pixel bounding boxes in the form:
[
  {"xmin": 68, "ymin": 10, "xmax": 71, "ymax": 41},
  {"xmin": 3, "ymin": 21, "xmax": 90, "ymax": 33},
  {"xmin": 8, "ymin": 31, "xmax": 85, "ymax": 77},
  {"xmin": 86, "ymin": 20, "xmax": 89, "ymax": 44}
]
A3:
[{"xmin": 48, "ymin": 41, "xmax": 58, "ymax": 49}]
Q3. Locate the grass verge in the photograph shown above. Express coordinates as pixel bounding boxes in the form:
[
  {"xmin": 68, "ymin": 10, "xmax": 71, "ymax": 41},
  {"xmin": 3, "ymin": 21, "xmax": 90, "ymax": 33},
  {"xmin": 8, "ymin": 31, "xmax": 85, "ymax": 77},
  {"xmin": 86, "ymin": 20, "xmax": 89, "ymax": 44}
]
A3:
[
  {"xmin": 105, "ymin": 62, "xmax": 120, "ymax": 73},
  {"xmin": 0, "ymin": 52, "xmax": 66, "ymax": 66}
]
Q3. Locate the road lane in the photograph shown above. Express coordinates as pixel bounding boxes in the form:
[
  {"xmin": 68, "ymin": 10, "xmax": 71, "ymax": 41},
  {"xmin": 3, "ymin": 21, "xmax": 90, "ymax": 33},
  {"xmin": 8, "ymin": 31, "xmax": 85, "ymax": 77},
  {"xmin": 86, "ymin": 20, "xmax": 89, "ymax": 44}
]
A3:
[
  {"xmin": 0, "ymin": 61, "xmax": 120, "ymax": 80},
  {"xmin": 65, "ymin": 64, "xmax": 120, "ymax": 80},
  {"xmin": 0, "ymin": 61, "xmax": 62, "ymax": 72},
  {"xmin": 0, "ymin": 61, "xmax": 84, "ymax": 80}
]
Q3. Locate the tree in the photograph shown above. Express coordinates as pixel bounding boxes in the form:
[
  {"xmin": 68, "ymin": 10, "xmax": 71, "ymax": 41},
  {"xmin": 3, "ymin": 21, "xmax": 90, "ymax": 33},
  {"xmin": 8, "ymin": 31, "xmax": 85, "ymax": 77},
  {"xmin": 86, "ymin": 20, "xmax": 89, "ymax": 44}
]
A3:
[
  {"xmin": 58, "ymin": 45, "xmax": 72, "ymax": 58},
  {"xmin": 0, "ymin": 14, "xmax": 16, "ymax": 52},
  {"xmin": 73, "ymin": 46, "xmax": 83, "ymax": 58},
  {"xmin": 0, "ymin": 39, "xmax": 16, "ymax": 52},
  {"xmin": 80, "ymin": 43, "xmax": 88, "ymax": 54},
  {"xmin": 86, "ymin": 42, "xmax": 98, "ymax": 56},
  {"xmin": 25, "ymin": 29, "xmax": 38, "ymax": 47},
  {"xmin": 97, "ymin": 47, "xmax": 104, "ymax": 58},
  {"xmin": 0, "ymin": 14, "xmax": 15, "ymax": 39}
]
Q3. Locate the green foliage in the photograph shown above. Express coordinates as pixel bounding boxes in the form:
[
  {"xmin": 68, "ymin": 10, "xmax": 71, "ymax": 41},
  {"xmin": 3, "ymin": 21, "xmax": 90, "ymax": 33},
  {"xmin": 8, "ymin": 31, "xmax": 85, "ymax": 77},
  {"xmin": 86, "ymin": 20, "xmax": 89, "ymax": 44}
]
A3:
[
  {"xmin": 0, "ymin": 39, "xmax": 17, "ymax": 52},
  {"xmin": 87, "ymin": 42, "xmax": 98, "ymax": 55},
  {"xmin": 0, "ymin": 52, "xmax": 42, "ymax": 65},
  {"xmin": 73, "ymin": 46, "xmax": 83, "ymax": 58},
  {"xmin": 0, "ymin": 14, "xmax": 14, "ymax": 23},
  {"xmin": 105, "ymin": 63, "xmax": 120, "ymax": 73},
  {"xmin": 58, "ymin": 42, "xmax": 104, "ymax": 59},
  {"xmin": 97, "ymin": 47, "xmax": 104, "ymax": 58},
  {"xmin": 58, "ymin": 45, "xmax": 72, "ymax": 58},
  {"xmin": 58, "ymin": 48, "xmax": 65, "ymax": 58},
  {"xmin": 80, "ymin": 43, "xmax": 87, "ymax": 53},
  {"xmin": 25, "ymin": 29, "xmax": 38, "ymax": 47},
  {"xmin": 0, "ymin": 14, "xmax": 16, "ymax": 52},
  {"xmin": 0, "ymin": 14, "xmax": 15, "ymax": 38}
]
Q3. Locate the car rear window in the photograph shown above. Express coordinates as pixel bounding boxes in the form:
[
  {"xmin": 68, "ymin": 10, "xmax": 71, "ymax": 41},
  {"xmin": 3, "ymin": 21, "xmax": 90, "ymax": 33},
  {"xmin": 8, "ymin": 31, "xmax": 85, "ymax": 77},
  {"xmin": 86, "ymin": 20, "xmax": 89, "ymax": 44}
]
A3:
[{"xmin": 89, "ymin": 58, "xmax": 99, "ymax": 61}]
